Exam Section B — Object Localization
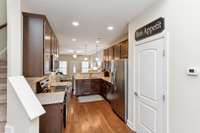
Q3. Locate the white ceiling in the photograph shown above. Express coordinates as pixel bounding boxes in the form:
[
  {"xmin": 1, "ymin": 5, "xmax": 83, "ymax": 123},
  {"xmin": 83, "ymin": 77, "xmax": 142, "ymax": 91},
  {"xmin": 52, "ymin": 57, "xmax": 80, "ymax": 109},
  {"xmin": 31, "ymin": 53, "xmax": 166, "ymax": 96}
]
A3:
[{"xmin": 22, "ymin": 0, "xmax": 157, "ymax": 55}]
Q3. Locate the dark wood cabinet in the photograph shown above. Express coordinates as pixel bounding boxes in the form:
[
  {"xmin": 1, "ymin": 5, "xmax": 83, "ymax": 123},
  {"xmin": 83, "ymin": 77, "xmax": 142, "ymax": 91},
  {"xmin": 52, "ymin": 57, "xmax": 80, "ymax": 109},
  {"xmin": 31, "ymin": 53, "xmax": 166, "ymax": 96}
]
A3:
[
  {"xmin": 120, "ymin": 40, "xmax": 128, "ymax": 59},
  {"xmin": 103, "ymin": 49, "xmax": 110, "ymax": 71},
  {"xmin": 44, "ymin": 20, "xmax": 52, "ymax": 75},
  {"xmin": 75, "ymin": 79, "xmax": 102, "ymax": 96},
  {"xmin": 23, "ymin": 12, "xmax": 59, "ymax": 77},
  {"xmin": 40, "ymin": 103, "xmax": 64, "ymax": 133},
  {"xmin": 103, "ymin": 39, "xmax": 128, "ymax": 72},
  {"xmin": 114, "ymin": 44, "xmax": 121, "ymax": 60},
  {"xmin": 108, "ymin": 47, "xmax": 114, "ymax": 61},
  {"xmin": 23, "ymin": 13, "xmax": 44, "ymax": 77},
  {"xmin": 75, "ymin": 78, "xmax": 114, "ymax": 103}
]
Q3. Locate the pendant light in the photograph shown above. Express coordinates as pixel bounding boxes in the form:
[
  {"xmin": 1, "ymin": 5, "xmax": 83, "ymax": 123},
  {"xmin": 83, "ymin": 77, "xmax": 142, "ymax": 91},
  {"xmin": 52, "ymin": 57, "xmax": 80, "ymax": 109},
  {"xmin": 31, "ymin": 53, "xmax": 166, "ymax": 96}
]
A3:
[
  {"xmin": 84, "ymin": 44, "xmax": 88, "ymax": 61},
  {"xmin": 95, "ymin": 44, "xmax": 99, "ymax": 61},
  {"xmin": 72, "ymin": 51, "xmax": 77, "ymax": 58}
]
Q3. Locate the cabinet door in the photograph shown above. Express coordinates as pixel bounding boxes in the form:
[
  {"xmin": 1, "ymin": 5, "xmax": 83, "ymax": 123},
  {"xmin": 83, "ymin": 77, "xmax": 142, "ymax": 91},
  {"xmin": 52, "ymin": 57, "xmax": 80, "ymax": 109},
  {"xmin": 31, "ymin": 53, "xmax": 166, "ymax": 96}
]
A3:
[
  {"xmin": 44, "ymin": 20, "xmax": 52, "ymax": 75},
  {"xmin": 108, "ymin": 47, "xmax": 114, "ymax": 61},
  {"xmin": 120, "ymin": 40, "xmax": 128, "ymax": 59},
  {"xmin": 90, "ymin": 79, "xmax": 102, "ymax": 94},
  {"xmin": 114, "ymin": 44, "xmax": 121, "ymax": 60},
  {"xmin": 40, "ymin": 104, "xmax": 64, "ymax": 133},
  {"xmin": 23, "ymin": 14, "xmax": 44, "ymax": 77}
]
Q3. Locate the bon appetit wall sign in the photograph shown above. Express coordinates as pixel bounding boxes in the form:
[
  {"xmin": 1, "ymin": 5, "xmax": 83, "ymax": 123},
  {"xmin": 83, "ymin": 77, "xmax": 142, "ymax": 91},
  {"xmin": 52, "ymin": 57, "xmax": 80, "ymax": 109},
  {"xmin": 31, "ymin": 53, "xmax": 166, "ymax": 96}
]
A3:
[{"xmin": 135, "ymin": 17, "xmax": 165, "ymax": 41}]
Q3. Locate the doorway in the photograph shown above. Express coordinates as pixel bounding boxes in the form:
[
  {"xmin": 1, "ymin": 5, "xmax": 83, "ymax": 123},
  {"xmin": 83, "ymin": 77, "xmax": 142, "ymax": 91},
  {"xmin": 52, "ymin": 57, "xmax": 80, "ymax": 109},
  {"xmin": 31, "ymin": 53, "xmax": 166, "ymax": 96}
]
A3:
[{"xmin": 135, "ymin": 35, "xmax": 167, "ymax": 133}]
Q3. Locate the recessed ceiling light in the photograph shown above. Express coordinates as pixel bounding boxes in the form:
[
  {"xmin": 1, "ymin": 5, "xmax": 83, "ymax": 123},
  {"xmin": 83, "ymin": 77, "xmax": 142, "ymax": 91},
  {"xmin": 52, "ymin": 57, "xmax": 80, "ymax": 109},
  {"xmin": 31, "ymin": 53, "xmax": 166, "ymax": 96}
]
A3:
[
  {"xmin": 96, "ymin": 40, "xmax": 100, "ymax": 44},
  {"xmin": 84, "ymin": 57, "xmax": 88, "ymax": 61},
  {"xmin": 72, "ymin": 38, "xmax": 77, "ymax": 42},
  {"xmin": 107, "ymin": 26, "xmax": 114, "ymax": 31},
  {"xmin": 72, "ymin": 21, "xmax": 80, "ymax": 27},
  {"xmin": 73, "ymin": 54, "xmax": 77, "ymax": 58}
]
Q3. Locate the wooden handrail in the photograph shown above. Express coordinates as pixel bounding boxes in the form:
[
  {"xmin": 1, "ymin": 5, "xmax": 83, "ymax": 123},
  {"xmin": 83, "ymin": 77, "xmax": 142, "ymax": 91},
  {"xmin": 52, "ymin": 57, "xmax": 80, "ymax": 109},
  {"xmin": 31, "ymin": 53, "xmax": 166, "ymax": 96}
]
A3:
[{"xmin": 0, "ymin": 23, "xmax": 7, "ymax": 30}]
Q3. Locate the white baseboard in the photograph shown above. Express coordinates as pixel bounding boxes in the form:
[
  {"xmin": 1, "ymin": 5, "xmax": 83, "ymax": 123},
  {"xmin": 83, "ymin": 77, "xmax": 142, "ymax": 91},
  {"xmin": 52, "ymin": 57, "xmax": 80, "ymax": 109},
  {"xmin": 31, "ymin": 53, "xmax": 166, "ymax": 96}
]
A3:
[
  {"xmin": 5, "ymin": 123, "xmax": 14, "ymax": 133},
  {"xmin": 127, "ymin": 120, "xmax": 135, "ymax": 131}
]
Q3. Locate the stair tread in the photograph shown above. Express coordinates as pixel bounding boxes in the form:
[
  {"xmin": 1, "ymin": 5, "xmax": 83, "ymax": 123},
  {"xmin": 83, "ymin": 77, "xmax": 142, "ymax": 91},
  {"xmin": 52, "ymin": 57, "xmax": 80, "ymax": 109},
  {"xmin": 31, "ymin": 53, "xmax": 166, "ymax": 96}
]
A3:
[
  {"xmin": 0, "ymin": 84, "xmax": 6, "ymax": 90},
  {"xmin": 0, "ymin": 121, "xmax": 6, "ymax": 133},
  {"xmin": 0, "ymin": 103, "xmax": 6, "ymax": 122},
  {"xmin": 0, "ymin": 93, "xmax": 7, "ymax": 104}
]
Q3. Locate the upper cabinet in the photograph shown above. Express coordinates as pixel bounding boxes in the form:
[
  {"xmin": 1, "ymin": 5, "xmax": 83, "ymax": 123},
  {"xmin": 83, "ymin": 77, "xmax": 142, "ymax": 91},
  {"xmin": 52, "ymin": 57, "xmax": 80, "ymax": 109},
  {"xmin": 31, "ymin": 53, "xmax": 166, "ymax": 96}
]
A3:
[
  {"xmin": 108, "ymin": 47, "xmax": 114, "ymax": 61},
  {"xmin": 120, "ymin": 40, "xmax": 128, "ymax": 59},
  {"xmin": 113, "ymin": 44, "xmax": 121, "ymax": 60},
  {"xmin": 23, "ymin": 12, "xmax": 59, "ymax": 77},
  {"xmin": 102, "ymin": 39, "xmax": 128, "ymax": 71}
]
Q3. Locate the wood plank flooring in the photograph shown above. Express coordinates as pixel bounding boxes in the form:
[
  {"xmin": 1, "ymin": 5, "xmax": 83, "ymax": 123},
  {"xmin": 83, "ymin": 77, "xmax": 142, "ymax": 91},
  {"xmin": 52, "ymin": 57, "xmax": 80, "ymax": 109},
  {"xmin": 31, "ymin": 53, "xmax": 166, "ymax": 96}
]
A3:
[{"xmin": 65, "ymin": 96, "xmax": 134, "ymax": 133}]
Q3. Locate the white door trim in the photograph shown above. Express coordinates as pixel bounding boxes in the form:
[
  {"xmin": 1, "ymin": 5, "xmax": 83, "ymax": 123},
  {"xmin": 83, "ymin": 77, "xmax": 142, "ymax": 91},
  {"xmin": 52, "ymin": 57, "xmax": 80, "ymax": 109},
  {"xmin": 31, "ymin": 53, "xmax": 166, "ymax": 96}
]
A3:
[{"xmin": 134, "ymin": 32, "xmax": 169, "ymax": 133}]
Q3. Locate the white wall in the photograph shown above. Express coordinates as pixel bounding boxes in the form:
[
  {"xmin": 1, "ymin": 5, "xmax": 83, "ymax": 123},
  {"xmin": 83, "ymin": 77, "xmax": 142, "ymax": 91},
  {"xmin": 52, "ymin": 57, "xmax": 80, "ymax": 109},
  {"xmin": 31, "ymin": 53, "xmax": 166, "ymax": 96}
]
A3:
[
  {"xmin": 7, "ymin": 0, "xmax": 23, "ymax": 76},
  {"xmin": 128, "ymin": 0, "xmax": 200, "ymax": 133}
]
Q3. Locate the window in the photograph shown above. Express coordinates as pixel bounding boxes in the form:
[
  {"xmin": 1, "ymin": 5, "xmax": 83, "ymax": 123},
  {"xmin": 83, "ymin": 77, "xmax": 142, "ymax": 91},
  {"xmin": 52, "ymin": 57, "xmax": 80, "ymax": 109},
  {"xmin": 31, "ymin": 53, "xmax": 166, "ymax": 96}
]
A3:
[
  {"xmin": 73, "ymin": 64, "xmax": 77, "ymax": 73},
  {"xmin": 59, "ymin": 61, "xmax": 67, "ymax": 75},
  {"xmin": 81, "ymin": 61, "xmax": 89, "ymax": 73}
]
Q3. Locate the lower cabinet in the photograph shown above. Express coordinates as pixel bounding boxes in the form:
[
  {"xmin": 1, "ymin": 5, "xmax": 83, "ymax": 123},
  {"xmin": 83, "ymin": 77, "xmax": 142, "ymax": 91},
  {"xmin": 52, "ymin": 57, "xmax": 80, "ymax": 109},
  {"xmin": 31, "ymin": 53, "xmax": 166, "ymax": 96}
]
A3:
[
  {"xmin": 40, "ymin": 103, "xmax": 65, "ymax": 133},
  {"xmin": 75, "ymin": 79, "xmax": 114, "ymax": 103},
  {"xmin": 75, "ymin": 79, "xmax": 102, "ymax": 96}
]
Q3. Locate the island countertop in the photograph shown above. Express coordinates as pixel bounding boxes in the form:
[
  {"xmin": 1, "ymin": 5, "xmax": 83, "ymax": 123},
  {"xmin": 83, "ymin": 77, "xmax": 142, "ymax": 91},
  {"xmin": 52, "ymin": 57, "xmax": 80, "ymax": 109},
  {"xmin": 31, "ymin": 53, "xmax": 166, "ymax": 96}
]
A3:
[{"xmin": 74, "ymin": 73, "xmax": 112, "ymax": 83}]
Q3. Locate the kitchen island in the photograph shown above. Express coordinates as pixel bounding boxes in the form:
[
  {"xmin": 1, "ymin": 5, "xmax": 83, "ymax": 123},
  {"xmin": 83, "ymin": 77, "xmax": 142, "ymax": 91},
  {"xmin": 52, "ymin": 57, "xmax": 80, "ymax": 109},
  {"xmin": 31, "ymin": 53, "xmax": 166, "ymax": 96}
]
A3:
[{"xmin": 74, "ymin": 73, "xmax": 114, "ymax": 102}]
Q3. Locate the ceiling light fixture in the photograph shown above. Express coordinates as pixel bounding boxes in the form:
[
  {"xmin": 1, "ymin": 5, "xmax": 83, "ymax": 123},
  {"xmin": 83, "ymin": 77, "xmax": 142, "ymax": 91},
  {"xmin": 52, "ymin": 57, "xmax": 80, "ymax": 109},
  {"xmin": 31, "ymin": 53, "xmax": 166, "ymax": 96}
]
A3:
[
  {"xmin": 84, "ymin": 44, "xmax": 88, "ymax": 61},
  {"xmin": 96, "ymin": 40, "xmax": 100, "ymax": 44},
  {"xmin": 73, "ymin": 54, "xmax": 77, "ymax": 58},
  {"xmin": 72, "ymin": 21, "xmax": 80, "ymax": 27},
  {"xmin": 72, "ymin": 38, "xmax": 77, "ymax": 42},
  {"xmin": 107, "ymin": 26, "xmax": 114, "ymax": 31},
  {"xmin": 84, "ymin": 57, "xmax": 88, "ymax": 61}
]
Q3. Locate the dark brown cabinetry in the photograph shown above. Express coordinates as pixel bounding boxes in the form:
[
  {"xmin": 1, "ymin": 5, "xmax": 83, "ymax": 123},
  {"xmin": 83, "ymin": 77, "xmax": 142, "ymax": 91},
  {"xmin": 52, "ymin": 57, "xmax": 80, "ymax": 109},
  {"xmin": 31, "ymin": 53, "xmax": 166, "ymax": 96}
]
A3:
[
  {"xmin": 114, "ymin": 44, "xmax": 121, "ymax": 60},
  {"xmin": 103, "ymin": 49, "xmax": 110, "ymax": 71},
  {"xmin": 40, "ymin": 103, "xmax": 65, "ymax": 133},
  {"xmin": 120, "ymin": 40, "xmax": 128, "ymax": 59},
  {"xmin": 108, "ymin": 47, "xmax": 114, "ymax": 61},
  {"xmin": 75, "ymin": 79, "xmax": 102, "ymax": 96},
  {"xmin": 75, "ymin": 78, "xmax": 114, "ymax": 103},
  {"xmin": 102, "ymin": 39, "xmax": 128, "ymax": 71},
  {"xmin": 23, "ymin": 12, "xmax": 59, "ymax": 77}
]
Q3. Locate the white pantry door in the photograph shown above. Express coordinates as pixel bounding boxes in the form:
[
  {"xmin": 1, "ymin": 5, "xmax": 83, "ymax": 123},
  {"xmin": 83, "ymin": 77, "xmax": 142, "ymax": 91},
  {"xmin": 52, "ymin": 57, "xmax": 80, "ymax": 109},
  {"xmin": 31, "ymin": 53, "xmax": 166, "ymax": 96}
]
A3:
[{"xmin": 135, "ymin": 38, "xmax": 165, "ymax": 133}]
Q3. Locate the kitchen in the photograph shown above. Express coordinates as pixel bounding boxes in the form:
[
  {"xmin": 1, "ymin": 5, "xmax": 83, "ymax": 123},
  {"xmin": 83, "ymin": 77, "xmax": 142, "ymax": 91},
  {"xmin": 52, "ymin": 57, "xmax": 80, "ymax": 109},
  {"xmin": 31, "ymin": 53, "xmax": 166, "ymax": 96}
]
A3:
[
  {"xmin": 21, "ymin": 10, "xmax": 131, "ymax": 133},
  {"xmin": 4, "ymin": 0, "xmax": 200, "ymax": 132}
]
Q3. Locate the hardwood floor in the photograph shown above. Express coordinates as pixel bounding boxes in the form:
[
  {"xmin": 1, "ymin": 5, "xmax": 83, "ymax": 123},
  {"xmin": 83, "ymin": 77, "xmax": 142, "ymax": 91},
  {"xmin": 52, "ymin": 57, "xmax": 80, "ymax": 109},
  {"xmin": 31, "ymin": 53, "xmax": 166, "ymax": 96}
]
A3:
[{"xmin": 65, "ymin": 96, "xmax": 134, "ymax": 133}]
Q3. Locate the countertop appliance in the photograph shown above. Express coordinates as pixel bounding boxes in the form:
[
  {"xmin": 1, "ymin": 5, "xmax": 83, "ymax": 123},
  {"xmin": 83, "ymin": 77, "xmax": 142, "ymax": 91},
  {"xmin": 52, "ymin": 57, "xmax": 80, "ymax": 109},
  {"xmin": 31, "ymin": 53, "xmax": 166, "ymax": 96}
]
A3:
[{"xmin": 110, "ymin": 59, "xmax": 128, "ymax": 122}]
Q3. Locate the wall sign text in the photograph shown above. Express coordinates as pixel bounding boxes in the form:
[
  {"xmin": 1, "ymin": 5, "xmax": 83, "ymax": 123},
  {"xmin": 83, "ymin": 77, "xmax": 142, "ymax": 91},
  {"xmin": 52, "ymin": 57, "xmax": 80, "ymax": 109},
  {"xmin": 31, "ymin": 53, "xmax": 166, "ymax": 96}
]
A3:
[{"xmin": 135, "ymin": 17, "xmax": 165, "ymax": 41}]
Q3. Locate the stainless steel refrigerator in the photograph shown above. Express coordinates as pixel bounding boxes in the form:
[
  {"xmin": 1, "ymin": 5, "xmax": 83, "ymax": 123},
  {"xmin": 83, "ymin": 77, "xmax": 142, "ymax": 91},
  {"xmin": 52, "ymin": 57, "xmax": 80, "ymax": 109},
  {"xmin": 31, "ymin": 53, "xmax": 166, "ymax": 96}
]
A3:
[{"xmin": 110, "ymin": 59, "xmax": 128, "ymax": 122}]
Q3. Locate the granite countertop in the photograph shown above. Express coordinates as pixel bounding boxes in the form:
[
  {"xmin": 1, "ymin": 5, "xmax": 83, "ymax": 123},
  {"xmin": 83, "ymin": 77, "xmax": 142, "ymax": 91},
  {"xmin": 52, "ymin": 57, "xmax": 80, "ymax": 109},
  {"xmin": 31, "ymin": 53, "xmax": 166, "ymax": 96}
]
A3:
[
  {"xmin": 37, "ymin": 92, "xmax": 65, "ymax": 105},
  {"xmin": 101, "ymin": 77, "xmax": 112, "ymax": 83},
  {"xmin": 50, "ymin": 81, "xmax": 72, "ymax": 87},
  {"xmin": 74, "ymin": 75, "xmax": 112, "ymax": 83}
]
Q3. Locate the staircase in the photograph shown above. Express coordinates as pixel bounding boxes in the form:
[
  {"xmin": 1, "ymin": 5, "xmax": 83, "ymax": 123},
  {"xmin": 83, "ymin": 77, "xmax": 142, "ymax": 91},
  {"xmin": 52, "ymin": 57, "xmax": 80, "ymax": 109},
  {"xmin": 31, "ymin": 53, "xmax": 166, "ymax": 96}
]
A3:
[{"xmin": 0, "ymin": 60, "xmax": 7, "ymax": 133}]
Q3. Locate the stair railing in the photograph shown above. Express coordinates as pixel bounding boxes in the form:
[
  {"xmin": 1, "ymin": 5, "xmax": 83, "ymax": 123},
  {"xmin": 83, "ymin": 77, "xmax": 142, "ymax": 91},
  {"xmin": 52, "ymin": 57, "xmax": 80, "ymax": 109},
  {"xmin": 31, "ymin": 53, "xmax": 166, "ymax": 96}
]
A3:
[
  {"xmin": 0, "ymin": 23, "xmax": 7, "ymax": 29},
  {"xmin": 0, "ymin": 23, "xmax": 7, "ymax": 58}
]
